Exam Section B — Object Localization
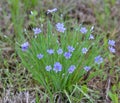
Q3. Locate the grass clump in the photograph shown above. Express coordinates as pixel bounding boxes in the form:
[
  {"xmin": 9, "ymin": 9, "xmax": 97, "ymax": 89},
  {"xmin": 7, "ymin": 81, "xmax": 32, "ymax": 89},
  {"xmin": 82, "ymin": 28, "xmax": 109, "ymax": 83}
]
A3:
[{"xmin": 16, "ymin": 9, "xmax": 115, "ymax": 102}]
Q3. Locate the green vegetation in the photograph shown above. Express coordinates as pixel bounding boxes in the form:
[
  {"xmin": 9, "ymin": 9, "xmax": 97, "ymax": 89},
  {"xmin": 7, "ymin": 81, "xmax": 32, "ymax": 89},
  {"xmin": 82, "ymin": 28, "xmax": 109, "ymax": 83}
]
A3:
[{"xmin": 0, "ymin": 0, "xmax": 120, "ymax": 103}]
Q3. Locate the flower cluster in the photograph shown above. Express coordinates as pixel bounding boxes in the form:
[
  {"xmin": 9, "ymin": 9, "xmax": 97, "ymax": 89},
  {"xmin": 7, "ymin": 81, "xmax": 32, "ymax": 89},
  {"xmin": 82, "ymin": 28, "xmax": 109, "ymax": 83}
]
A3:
[
  {"xmin": 63, "ymin": 45, "xmax": 75, "ymax": 59},
  {"xmin": 18, "ymin": 9, "xmax": 117, "ymax": 96},
  {"xmin": 45, "ymin": 63, "xmax": 76, "ymax": 74},
  {"xmin": 20, "ymin": 22, "xmax": 115, "ymax": 77},
  {"xmin": 39, "ymin": 46, "xmax": 76, "ymax": 73},
  {"xmin": 20, "ymin": 25, "xmax": 105, "ymax": 75},
  {"xmin": 108, "ymin": 40, "xmax": 116, "ymax": 53}
]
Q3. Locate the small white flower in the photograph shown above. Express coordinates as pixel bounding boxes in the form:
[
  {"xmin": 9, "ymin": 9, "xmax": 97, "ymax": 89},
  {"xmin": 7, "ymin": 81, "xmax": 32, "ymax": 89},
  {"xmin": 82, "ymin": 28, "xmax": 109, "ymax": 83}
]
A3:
[
  {"xmin": 90, "ymin": 26, "xmax": 94, "ymax": 31},
  {"xmin": 47, "ymin": 8, "xmax": 57, "ymax": 14}
]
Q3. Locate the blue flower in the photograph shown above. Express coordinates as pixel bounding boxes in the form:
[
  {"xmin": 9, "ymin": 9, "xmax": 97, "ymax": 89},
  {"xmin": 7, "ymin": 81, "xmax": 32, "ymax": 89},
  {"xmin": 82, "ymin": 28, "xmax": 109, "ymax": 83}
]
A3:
[
  {"xmin": 47, "ymin": 8, "xmax": 57, "ymax": 14},
  {"xmin": 45, "ymin": 65, "xmax": 52, "ymax": 71},
  {"xmin": 94, "ymin": 55, "xmax": 103, "ymax": 64},
  {"xmin": 33, "ymin": 28, "xmax": 42, "ymax": 35},
  {"xmin": 82, "ymin": 48, "xmax": 88, "ymax": 54},
  {"xmin": 37, "ymin": 54, "xmax": 43, "ymax": 59},
  {"xmin": 89, "ymin": 34, "xmax": 94, "ymax": 40},
  {"xmin": 84, "ymin": 66, "xmax": 91, "ymax": 71},
  {"xmin": 53, "ymin": 62, "xmax": 62, "ymax": 73},
  {"xmin": 21, "ymin": 42, "xmax": 29, "ymax": 51},
  {"xmin": 56, "ymin": 23, "xmax": 66, "ymax": 33},
  {"xmin": 57, "ymin": 48, "xmax": 63, "ymax": 55},
  {"xmin": 67, "ymin": 46, "xmax": 75, "ymax": 52},
  {"xmin": 64, "ymin": 52, "xmax": 72, "ymax": 59},
  {"xmin": 109, "ymin": 46, "xmax": 116, "ymax": 53},
  {"xmin": 68, "ymin": 65, "xmax": 76, "ymax": 73},
  {"xmin": 108, "ymin": 40, "xmax": 115, "ymax": 46},
  {"xmin": 47, "ymin": 49, "xmax": 54, "ymax": 55},
  {"xmin": 80, "ymin": 27, "xmax": 88, "ymax": 34}
]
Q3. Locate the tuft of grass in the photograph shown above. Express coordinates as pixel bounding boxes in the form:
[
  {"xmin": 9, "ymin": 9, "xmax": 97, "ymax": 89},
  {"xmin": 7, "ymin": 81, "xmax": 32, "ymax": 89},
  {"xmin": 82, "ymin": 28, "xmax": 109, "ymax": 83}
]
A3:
[
  {"xmin": 16, "ymin": 14, "xmax": 113, "ymax": 102},
  {"xmin": 22, "ymin": 0, "xmax": 39, "ymax": 10},
  {"xmin": 1, "ymin": 0, "xmax": 120, "ymax": 102},
  {"xmin": 8, "ymin": 0, "xmax": 24, "ymax": 42}
]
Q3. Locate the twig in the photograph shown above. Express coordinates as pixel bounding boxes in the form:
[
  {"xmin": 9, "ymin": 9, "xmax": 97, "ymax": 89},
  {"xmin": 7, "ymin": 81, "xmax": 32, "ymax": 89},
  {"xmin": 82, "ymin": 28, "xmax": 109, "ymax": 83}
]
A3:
[{"xmin": 106, "ymin": 77, "xmax": 111, "ymax": 101}]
